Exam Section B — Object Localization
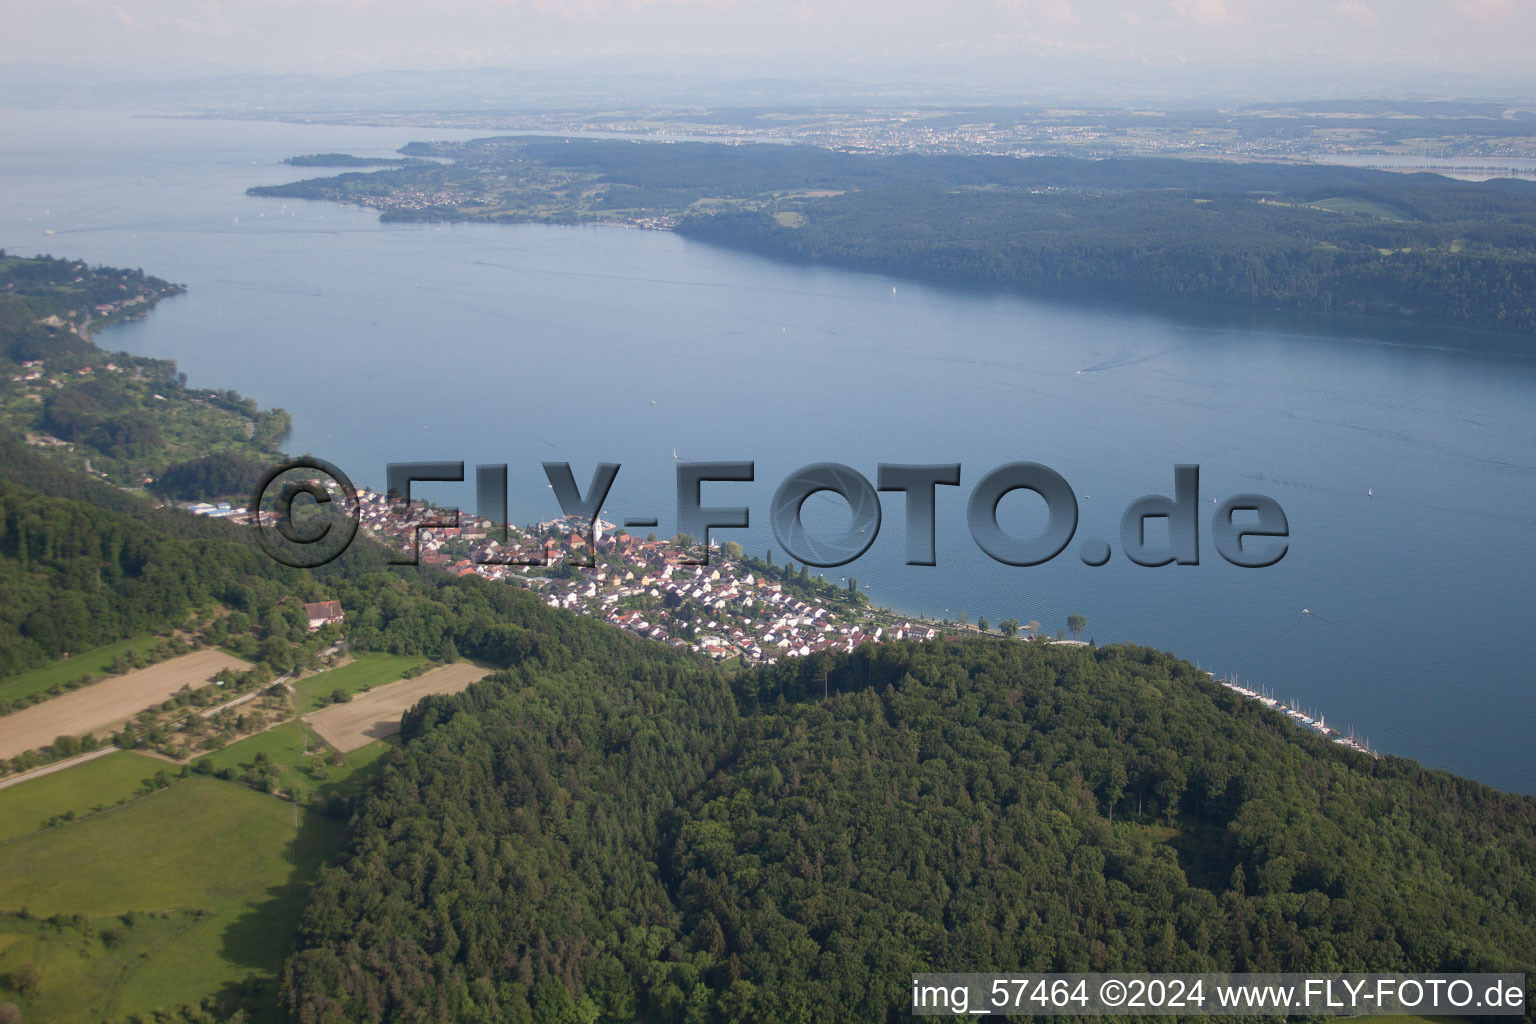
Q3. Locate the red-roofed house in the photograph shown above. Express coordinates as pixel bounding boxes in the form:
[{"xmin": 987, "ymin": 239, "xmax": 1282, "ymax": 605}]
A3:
[{"xmin": 303, "ymin": 600, "xmax": 344, "ymax": 632}]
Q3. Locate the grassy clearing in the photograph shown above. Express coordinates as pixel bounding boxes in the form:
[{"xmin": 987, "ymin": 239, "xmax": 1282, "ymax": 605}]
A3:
[
  {"xmin": 773, "ymin": 211, "xmax": 806, "ymax": 228},
  {"xmin": 0, "ymin": 776, "xmax": 344, "ymax": 1023},
  {"xmin": 0, "ymin": 633, "xmax": 158, "ymax": 707},
  {"xmin": 1308, "ymin": 196, "xmax": 1413, "ymax": 220},
  {"xmin": 0, "ymin": 750, "xmax": 170, "ymax": 844},
  {"xmin": 292, "ymin": 652, "xmax": 424, "ymax": 713},
  {"xmin": 198, "ymin": 719, "xmax": 392, "ymax": 804}
]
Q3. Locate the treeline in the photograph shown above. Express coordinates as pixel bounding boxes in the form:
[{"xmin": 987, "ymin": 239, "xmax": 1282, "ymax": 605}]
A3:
[
  {"xmin": 284, "ymin": 153, "xmax": 426, "ymax": 168},
  {"xmin": 0, "ymin": 253, "xmax": 177, "ymax": 365},
  {"xmin": 677, "ymin": 188, "xmax": 1536, "ymax": 336},
  {"xmin": 0, "ymin": 251, "xmax": 177, "ymax": 314},
  {"xmin": 149, "ymin": 452, "xmax": 267, "ymax": 500},
  {"xmin": 0, "ymin": 468, "xmax": 300, "ymax": 678},
  {"xmin": 277, "ymin": 637, "xmax": 1536, "ymax": 1023}
]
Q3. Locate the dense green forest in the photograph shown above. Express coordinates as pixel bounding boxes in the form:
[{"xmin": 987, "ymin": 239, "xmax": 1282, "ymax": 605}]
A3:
[
  {"xmin": 679, "ymin": 189, "xmax": 1536, "ymax": 336},
  {"xmin": 252, "ymin": 137, "xmax": 1536, "ymax": 337},
  {"xmin": 279, "ymin": 638, "xmax": 1536, "ymax": 1023},
  {"xmin": 148, "ymin": 451, "xmax": 269, "ymax": 500}
]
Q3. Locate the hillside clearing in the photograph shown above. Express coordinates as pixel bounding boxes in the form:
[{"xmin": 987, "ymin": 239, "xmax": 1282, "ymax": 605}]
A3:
[
  {"xmin": 0, "ymin": 776, "xmax": 343, "ymax": 1022},
  {"xmin": 303, "ymin": 662, "xmax": 489, "ymax": 752}
]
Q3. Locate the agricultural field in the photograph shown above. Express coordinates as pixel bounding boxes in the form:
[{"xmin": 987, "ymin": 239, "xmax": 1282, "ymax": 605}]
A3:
[
  {"xmin": 0, "ymin": 633, "xmax": 158, "ymax": 707},
  {"xmin": 0, "ymin": 750, "xmax": 170, "ymax": 843},
  {"xmin": 290, "ymin": 652, "xmax": 426, "ymax": 713},
  {"xmin": 0, "ymin": 649, "xmax": 252, "ymax": 760},
  {"xmin": 0, "ymin": 776, "xmax": 344, "ymax": 1023},
  {"xmin": 303, "ymin": 662, "xmax": 490, "ymax": 752}
]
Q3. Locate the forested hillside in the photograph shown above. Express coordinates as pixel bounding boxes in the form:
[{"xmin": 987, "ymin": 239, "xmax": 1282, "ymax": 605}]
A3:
[
  {"xmin": 279, "ymin": 640, "xmax": 1536, "ymax": 1023},
  {"xmin": 679, "ymin": 188, "xmax": 1536, "ymax": 336},
  {"xmin": 0, "ymin": 253, "xmax": 291, "ymax": 489},
  {"xmin": 0, "ymin": 252, "xmax": 294, "ymax": 682},
  {"xmin": 253, "ymin": 138, "xmax": 1536, "ymax": 338}
]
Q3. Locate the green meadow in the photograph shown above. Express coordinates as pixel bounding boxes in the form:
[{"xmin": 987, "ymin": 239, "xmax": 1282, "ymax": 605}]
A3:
[
  {"xmin": 0, "ymin": 776, "xmax": 344, "ymax": 1023},
  {"xmin": 0, "ymin": 750, "xmax": 170, "ymax": 843},
  {"xmin": 291, "ymin": 652, "xmax": 425, "ymax": 713}
]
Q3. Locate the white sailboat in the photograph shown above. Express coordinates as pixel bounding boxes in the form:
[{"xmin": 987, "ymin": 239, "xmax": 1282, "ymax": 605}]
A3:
[{"xmin": 672, "ymin": 447, "xmax": 678, "ymax": 460}]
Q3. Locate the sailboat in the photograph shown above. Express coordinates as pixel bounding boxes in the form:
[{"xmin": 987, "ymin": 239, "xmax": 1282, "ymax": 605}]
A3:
[
  {"xmin": 1367, "ymin": 488, "xmax": 1373, "ymax": 497},
  {"xmin": 672, "ymin": 447, "xmax": 678, "ymax": 460}
]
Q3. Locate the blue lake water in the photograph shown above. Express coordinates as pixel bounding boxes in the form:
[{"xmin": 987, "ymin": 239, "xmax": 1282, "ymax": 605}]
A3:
[{"xmin": 2, "ymin": 110, "xmax": 1533, "ymax": 793}]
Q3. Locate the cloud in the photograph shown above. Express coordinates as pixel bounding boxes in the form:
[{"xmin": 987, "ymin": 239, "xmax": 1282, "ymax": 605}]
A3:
[
  {"xmin": 1335, "ymin": 0, "xmax": 1376, "ymax": 27},
  {"xmin": 5, "ymin": 0, "xmax": 1536, "ymax": 88},
  {"xmin": 1171, "ymin": 0, "xmax": 1235, "ymax": 26},
  {"xmin": 1454, "ymin": 0, "xmax": 1514, "ymax": 19}
]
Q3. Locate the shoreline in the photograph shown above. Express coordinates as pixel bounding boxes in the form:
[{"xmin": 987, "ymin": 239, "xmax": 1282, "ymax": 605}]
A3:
[{"xmin": 1214, "ymin": 673, "xmax": 1376, "ymax": 757}]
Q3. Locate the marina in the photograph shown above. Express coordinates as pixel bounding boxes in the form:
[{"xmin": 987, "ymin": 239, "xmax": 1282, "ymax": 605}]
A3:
[{"xmin": 1212, "ymin": 673, "xmax": 1375, "ymax": 757}]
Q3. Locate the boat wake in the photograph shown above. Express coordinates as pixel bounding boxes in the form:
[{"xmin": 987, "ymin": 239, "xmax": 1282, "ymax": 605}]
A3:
[
  {"xmin": 1075, "ymin": 343, "xmax": 1179, "ymax": 376},
  {"xmin": 1075, "ymin": 345, "xmax": 1182, "ymax": 375},
  {"xmin": 1269, "ymin": 607, "xmax": 1355, "ymax": 648}
]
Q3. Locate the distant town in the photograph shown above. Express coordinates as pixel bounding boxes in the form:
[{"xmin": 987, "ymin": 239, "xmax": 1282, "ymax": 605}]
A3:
[{"xmin": 235, "ymin": 100, "xmax": 1536, "ymax": 168}]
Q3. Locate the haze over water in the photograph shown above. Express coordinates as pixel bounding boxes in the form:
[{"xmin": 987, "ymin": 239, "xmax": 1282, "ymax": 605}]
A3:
[{"xmin": 3, "ymin": 110, "xmax": 1533, "ymax": 794}]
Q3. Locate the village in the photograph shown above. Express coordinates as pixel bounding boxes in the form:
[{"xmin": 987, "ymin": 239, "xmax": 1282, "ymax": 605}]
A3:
[
  {"xmin": 183, "ymin": 481, "xmax": 969, "ymax": 663},
  {"xmin": 348, "ymin": 484, "xmax": 948, "ymax": 664}
]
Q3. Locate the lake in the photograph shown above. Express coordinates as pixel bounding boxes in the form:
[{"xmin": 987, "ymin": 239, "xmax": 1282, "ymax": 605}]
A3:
[{"xmin": 2, "ymin": 110, "xmax": 1533, "ymax": 794}]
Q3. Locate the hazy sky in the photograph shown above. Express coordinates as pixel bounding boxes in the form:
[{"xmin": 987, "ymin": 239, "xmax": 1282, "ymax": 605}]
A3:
[{"xmin": 2, "ymin": 0, "xmax": 1533, "ymax": 92}]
